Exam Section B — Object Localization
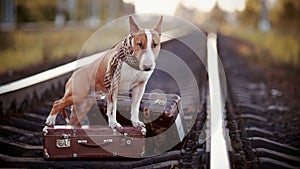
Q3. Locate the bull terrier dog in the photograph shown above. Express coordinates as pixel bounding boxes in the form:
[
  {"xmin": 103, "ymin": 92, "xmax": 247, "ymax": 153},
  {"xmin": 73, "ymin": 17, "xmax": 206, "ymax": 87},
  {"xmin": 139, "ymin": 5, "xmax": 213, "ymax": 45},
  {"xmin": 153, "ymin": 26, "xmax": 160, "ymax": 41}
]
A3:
[{"xmin": 45, "ymin": 16, "xmax": 163, "ymax": 129}]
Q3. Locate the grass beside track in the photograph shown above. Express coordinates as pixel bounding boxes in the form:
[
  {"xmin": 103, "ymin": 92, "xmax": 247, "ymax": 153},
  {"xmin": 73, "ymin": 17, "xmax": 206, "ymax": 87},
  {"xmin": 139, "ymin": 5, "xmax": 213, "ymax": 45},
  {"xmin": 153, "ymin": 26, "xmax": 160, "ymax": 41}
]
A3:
[
  {"xmin": 0, "ymin": 27, "xmax": 127, "ymax": 74},
  {"xmin": 0, "ymin": 29, "xmax": 93, "ymax": 73},
  {"xmin": 221, "ymin": 25, "xmax": 300, "ymax": 69}
]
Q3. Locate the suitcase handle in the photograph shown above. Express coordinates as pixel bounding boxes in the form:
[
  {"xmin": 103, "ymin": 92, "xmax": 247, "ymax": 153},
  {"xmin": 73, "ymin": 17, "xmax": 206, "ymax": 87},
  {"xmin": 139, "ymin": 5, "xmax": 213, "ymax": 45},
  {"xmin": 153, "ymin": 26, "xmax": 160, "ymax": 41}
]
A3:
[{"xmin": 77, "ymin": 139, "xmax": 113, "ymax": 148}]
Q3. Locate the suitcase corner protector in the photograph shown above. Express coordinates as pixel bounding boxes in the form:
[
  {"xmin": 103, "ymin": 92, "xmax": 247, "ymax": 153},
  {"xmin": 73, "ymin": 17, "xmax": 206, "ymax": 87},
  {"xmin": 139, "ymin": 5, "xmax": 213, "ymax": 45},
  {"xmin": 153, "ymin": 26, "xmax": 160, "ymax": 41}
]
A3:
[
  {"xmin": 42, "ymin": 126, "xmax": 48, "ymax": 136},
  {"xmin": 43, "ymin": 148, "xmax": 50, "ymax": 159},
  {"xmin": 141, "ymin": 127, "xmax": 147, "ymax": 136}
]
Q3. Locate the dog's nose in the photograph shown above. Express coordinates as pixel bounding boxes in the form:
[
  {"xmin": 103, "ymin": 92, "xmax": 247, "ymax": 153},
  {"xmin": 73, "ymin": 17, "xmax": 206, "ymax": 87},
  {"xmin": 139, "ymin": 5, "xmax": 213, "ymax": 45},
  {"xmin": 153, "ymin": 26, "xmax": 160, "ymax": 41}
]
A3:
[{"xmin": 143, "ymin": 65, "xmax": 152, "ymax": 71}]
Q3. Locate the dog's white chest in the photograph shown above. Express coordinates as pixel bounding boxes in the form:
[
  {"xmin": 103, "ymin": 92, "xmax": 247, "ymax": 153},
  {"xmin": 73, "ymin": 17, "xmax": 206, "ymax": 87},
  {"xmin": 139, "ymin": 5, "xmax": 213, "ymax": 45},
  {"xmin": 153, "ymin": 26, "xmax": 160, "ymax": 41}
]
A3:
[{"xmin": 118, "ymin": 62, "xmax": 153, "ymax": 93}]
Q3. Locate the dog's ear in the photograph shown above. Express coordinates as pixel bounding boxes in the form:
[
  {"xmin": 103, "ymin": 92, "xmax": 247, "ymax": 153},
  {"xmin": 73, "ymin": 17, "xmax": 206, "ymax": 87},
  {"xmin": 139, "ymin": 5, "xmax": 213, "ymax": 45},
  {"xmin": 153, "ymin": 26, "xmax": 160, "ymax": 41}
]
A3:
[
  {"xmin": 129, "ymin": 16, "xmax": 140, "ymax": 35},
  {"xmin": 153, "ymin": 16, "xmax": 163, "ymax": 36}
]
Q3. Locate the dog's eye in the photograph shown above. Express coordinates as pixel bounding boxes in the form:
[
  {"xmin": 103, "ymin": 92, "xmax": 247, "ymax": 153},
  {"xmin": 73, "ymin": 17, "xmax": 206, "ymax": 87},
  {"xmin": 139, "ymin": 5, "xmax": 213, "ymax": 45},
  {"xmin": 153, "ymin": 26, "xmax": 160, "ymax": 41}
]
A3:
[
  {"xmin": 153, "ymin": 43, "xmax": 158, "ymax": 48},
  {"xmin": 137, "ymin": 42, "xmax": 143, "ymax": 49}
]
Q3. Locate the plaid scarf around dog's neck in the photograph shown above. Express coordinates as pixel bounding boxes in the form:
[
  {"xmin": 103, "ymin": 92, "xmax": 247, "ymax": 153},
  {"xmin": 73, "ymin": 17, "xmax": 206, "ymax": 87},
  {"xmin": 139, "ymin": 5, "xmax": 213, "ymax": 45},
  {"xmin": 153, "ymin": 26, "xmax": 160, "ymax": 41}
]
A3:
[{"xmin": 104, "ymin": 35, "xmax": 139, "ymax": 102}]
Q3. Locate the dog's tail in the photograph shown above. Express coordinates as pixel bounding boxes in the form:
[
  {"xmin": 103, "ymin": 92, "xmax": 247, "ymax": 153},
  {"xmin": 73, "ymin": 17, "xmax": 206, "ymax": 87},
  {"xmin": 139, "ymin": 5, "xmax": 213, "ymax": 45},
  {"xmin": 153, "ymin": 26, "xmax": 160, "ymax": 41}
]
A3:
[{"xmin": 61, "ymin": 108, "xmax": 70, "ymax": 124}]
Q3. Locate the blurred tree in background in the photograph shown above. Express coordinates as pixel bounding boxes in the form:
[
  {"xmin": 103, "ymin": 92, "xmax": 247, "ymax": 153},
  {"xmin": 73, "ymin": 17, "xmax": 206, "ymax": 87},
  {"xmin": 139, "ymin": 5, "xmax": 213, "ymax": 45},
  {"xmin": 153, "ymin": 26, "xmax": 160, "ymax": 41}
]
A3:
[
  {"xmin": 16, "ymin": 1, "xmax": 56, "ymax": 22},
  {"xmin": 270, "ymin": 0, "xmax": 300, "ymax": 32},
  {"xmin": 239, "ymin": 0, "xmax": 261, "ymax": 27},
  {"xmin": 10, "ymin": 0, "xmax": 300, "ymax": 32},
  {"xmin": 235, "ymin": 0, "xmax": 300, "ymax": 68},
  {"xmin": 240, "ymin": 0, "xmax": 300, "ymax": 33},
  {"xmin": 2, "ymin": 0, "xmax": 129, "ymax": 24}
]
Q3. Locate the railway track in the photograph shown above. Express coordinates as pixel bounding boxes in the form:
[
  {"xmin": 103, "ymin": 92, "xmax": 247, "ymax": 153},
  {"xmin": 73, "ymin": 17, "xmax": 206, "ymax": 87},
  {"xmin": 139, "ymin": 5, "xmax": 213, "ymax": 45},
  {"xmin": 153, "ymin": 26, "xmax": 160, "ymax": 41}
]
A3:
[
  {"xmin": 0, "ymin": 32, "xmax": 299, "ymax": 169},
  {"xmin": 218, "ymin": 34, "xmax": 300, "ymax": 169}
]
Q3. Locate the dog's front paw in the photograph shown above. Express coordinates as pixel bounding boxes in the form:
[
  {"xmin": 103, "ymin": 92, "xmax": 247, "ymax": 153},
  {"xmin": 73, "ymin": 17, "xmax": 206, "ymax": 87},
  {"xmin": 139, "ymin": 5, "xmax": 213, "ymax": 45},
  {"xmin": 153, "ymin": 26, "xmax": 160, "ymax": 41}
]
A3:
[
  {"xmin": 132, "ymin": 120, "xmax": 145, "ymax": 128},
  {"xmin": 45, "ymin": 114, "xmax": 57, "ymax": 127},
  {"xmin": 109, "ymin": 122, "xmax": 123, "ymax": 129}
]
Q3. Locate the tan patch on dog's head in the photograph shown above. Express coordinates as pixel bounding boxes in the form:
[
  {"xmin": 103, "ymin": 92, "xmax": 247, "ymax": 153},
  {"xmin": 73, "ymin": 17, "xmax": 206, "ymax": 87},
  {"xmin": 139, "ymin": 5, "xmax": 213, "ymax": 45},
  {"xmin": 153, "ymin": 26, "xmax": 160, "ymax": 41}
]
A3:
[
  {"xmin": 129, "ymin": 16, "xmax": 163, "ymax": 71},
  {"xmin": 132, "ymin": 30, "xmax": 148, "ymax": 52}
]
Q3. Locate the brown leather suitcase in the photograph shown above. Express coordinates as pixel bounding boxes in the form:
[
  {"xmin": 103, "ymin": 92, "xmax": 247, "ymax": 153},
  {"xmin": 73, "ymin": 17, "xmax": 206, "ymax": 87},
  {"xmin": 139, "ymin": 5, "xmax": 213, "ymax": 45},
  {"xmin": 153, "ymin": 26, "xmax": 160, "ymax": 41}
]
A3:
[
  {"xmin": 43, "ymin": 125, "xmax": 146, "ymax": 159},
  {"xmin": 93, "ymin": 93, "xmax": 187, "ymax": 155},
  {"xmin": 93, "ymin": 93, "xmax": 182, "ymax": 135}
]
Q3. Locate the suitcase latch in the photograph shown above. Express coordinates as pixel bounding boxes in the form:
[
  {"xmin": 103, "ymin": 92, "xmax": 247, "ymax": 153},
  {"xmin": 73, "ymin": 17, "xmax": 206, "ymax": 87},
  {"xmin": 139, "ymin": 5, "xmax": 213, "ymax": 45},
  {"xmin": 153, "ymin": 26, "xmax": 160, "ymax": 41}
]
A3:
[
  {"xmin": 120, "ymin": 137, "xmax": 134, "ymax": 147},
  {"xmin": 56, "ymin": 134, "xmax": 71, "ymax": 148},
  {"xmin": 56, "ymin": 138, "xmax": 71, "ymax": 148}
]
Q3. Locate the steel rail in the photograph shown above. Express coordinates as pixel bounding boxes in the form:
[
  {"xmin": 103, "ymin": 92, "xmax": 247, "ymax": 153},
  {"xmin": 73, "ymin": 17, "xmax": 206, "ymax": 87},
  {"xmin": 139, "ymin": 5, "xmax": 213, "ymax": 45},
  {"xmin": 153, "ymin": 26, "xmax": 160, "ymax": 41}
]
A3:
[{"xmin": 207, "ymin": 33, "xmax": 231, "ymax": 169}]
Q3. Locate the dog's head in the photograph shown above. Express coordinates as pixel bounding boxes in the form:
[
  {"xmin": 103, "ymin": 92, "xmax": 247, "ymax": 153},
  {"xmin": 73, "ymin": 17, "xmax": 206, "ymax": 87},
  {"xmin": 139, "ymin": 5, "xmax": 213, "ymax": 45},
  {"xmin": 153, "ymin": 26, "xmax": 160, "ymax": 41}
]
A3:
[{"xmin": 129, "ymin": 16, "xmax": 163, "ymax": 71}]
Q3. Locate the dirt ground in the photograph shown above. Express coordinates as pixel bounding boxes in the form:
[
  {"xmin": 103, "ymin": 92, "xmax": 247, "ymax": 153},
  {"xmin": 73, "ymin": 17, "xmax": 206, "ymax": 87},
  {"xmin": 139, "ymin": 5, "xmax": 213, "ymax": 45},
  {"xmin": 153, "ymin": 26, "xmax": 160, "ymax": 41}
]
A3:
[{"xmin": 261, "ymin": 62, "xmax": 300, "ymax": 133}]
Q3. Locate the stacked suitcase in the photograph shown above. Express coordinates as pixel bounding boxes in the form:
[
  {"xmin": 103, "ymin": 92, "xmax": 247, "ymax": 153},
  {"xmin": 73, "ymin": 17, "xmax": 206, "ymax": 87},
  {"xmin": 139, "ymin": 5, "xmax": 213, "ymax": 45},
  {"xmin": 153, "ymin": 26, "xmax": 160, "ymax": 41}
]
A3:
[{"xmin": 43, "ymin": 93, "xmax": 186, "ymax": 159}]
